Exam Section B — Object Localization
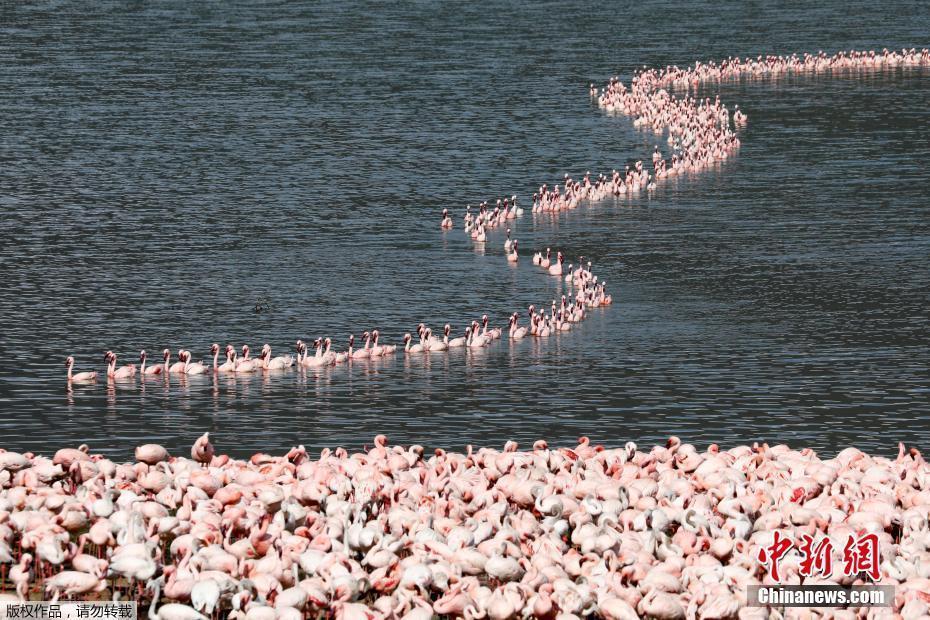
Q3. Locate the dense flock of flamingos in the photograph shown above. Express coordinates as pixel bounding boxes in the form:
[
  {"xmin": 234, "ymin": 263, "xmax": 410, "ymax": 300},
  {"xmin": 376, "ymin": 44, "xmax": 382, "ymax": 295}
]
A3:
[{"xmin": 4, "ymin": 47, "xmax": 929, "ymax": 616}]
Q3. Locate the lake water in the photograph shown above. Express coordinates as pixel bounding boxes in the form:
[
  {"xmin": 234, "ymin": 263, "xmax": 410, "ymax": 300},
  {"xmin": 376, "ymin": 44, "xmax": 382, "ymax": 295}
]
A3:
[{"xmin": 1, "ymin": 1, "xmax": 928, "ymax": 460}]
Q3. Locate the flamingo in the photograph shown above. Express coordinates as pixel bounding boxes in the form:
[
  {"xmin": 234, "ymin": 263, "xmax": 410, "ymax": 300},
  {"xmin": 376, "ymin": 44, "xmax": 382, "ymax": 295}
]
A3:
[
  {"xmin": 105, "ymin": 351, "xmax": 136, "ymax": 379},
  {"xmin": 216, "ymin": 345, "xmax": 236, "ymax": 372},
  {"xmin": 241, "ymin": 345, "xmax": 264, "ymax": 370},
  {"xmin": 548, "ymin": 251, "xmax": 564, "ymax": 275},
  {"xmin": 321, "ymin": 338, "xmax": 337, "ymax": 365},
  {"xmin": 403, "ymin": 333, "xmax": 426, "ymax": 354},
  {"xmin": 540, "ymin": 248, "xmax": 552, "ymax": 269},
  {"xmin": 334, "ymin": 339, "xmax": 349, "ymax": 364},
  {"xmin": 182, "ymin": 351, "xmax": 208, "ymax": 375},
  {"xmin": 503, "ymin": 229, "xmax": 513, "ymax": 252},
  {"xmin": 140, "ymin": 350, "xmax": 162, "ymax": 376},
  {"xmin": 440, "ymin": 208, "xmax": 453, "ymax": 229},
  {"xmin": 65, "ymin": 357, "xmax": 97, "ymax": 382},
  {"xmin": 506, "ymin": 239, "xmax": 519, "ymax": 262},
  {"xmin": 369, "ymin": 331, "xmax": 385, "ymax": 357},
  {"xmin": 427, "ymin": 328, "xmax": 448, "ymax": 352},
  {"xmin": 481, "ymin": 315, "xmax": 502, "ymax": 339},
  {"xmin": 168, "ymin": 350, "xmax": 186, "ymax": 374},
  {"xmin": 263, "ymin": 344, "xmax": 294, "ymax": 370},
  {"xmin": 302, "ymin": 339, "xmax": 326, "ymax": 368},
  {"xmin": 374, "ymin": 330, "xmax": 396, "ymax": 354},
  {"xmin": 232, "ymin": 349, "xmax": 257, "ymax": 373},
  {"xmin": 446, "ymin": 325, "xmax": 467, "ymax": 348},
  {"xmin": 509, "ymin": 313, "xmax": 528, "ymax": 339},
  {"xmin": 348, "ymin": 335, "xmax": 369, "ymax": 360}
]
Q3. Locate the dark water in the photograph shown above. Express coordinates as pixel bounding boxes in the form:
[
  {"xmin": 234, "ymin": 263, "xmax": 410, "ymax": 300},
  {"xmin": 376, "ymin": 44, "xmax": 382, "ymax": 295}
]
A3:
[{"xmin": 1, "ymin": 1, "xmax": 928, "ymax": 460}]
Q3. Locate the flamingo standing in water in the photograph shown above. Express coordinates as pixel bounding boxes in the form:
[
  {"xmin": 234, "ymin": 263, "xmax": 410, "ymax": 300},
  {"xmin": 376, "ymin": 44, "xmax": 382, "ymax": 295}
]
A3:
[
  {"xmin": 440, "ymin": 209, "xmax": 453, "ymax": 229},
  {"xmin": 104, "ymin": 351, "xmax": 136, "ymax": 379},
  {"xmin": 139, "ymin": 351, "xmax": 162, "ymax": 375},
  {"xmin": 548, "ymin": 251, "xmax": 564, "ymax": 276},
  {"xmin": 65, "ymin": 357, "xmax": 97, "ymax": 382},
  {"xmin": 504, "ymin": 229, "xmax": 513, "ymax": 252}
]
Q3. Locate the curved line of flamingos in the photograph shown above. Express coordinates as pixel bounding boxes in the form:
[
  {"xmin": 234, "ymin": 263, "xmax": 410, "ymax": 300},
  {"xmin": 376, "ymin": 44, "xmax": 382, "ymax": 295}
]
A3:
[{"xmin": 13, "ymin": 46, "xmax": 927, "ymax": 618}]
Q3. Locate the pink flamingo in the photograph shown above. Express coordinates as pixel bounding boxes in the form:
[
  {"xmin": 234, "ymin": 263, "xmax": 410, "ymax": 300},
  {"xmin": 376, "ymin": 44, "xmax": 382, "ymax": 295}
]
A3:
[
  {"xmin": 403, "ymin": 333, "xmax": 426, "ymax": 353},
  {"xmin": 65, "ymin": 357, "xmax": 97, "ymax": 382},
  {"xmin": 506, "ymin": 240, "xmax": 519, "ymax": 262},
  {"xmin": 548, "ymin": 251, "xmax": 564, "ymax": 275},
  {"xmin": 446, "ymin": 325, "xmax": 467, "ymax": 348},
  {"xmin": 509, "ymin": 313, "xmax": 528, "ymax": 339},
  {"xmin": 348, "ymin": 334, "xmax": 369, "ymax": 360},
  {"xmin": 104, "ymin": 351, "xmax": 136, "ymax": 379},
  {"xmin": 168, "ymin": 349, "xmax": 186, "ymax": 374},
  {"xmin": 183, "ymin": 351, "xmax": 208, "ymax": 375},
  {"xmin": 139, "ymin": 351, "xmax": 162, "ymax": 375}
]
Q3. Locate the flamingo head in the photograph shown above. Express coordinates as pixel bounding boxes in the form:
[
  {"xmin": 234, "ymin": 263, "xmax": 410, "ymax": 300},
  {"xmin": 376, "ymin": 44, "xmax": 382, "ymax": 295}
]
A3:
[
  {"xmin": 528, "ymin": 304, "xmax": 535, "ymax": 315},
  {"xmin": 546, "ymin": 248, "xmax": 551, "ymax": 257},
  {"xmin": 465, "ymin": 327, "xmax": 471, "ymax": 336},
  {"xmin": 104, "ymin": 351, "xmax": 113, "ymax": 362},
  {"xmin": 66, "ymin": 356, "xmax": 74, "ymax": 367},
  {"xmin": 442, "ymin": 208, "xmax": 448, "ymax": 216},
  {"xmin": 348, "ymin": 335, "xmax": 354, "ymax": 346},
  {"xmin": 162, "ymin": 349, "xmax": 170, "ymax": 361},
  {"xmin": 403, "ymin": 333, "xmax": 411, "ymax": 344},
  {"xmin": 362, "ymin": 331, "xmax": 370, "ymax": 342},
  {"xmin": 210, "ymin": 344, "xmax": 219, "ymax": 355},
  {"xmin": 444, "ymin": 324, "xmax": 451, "ymax": 336},
  {"xmin": 482, "ymin": 315, "xmax": 488, "ymax": 326},
  {"xmin": 140, "ymin": 350, "xmax": 147, "ymax": 361},
  {"xmin": 242, "ymin": 345, "xmax": 249, "ymax": 356},
  {"xmin": 558, "ymin": 252, "xmax": 564, "ymax": 262}
]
